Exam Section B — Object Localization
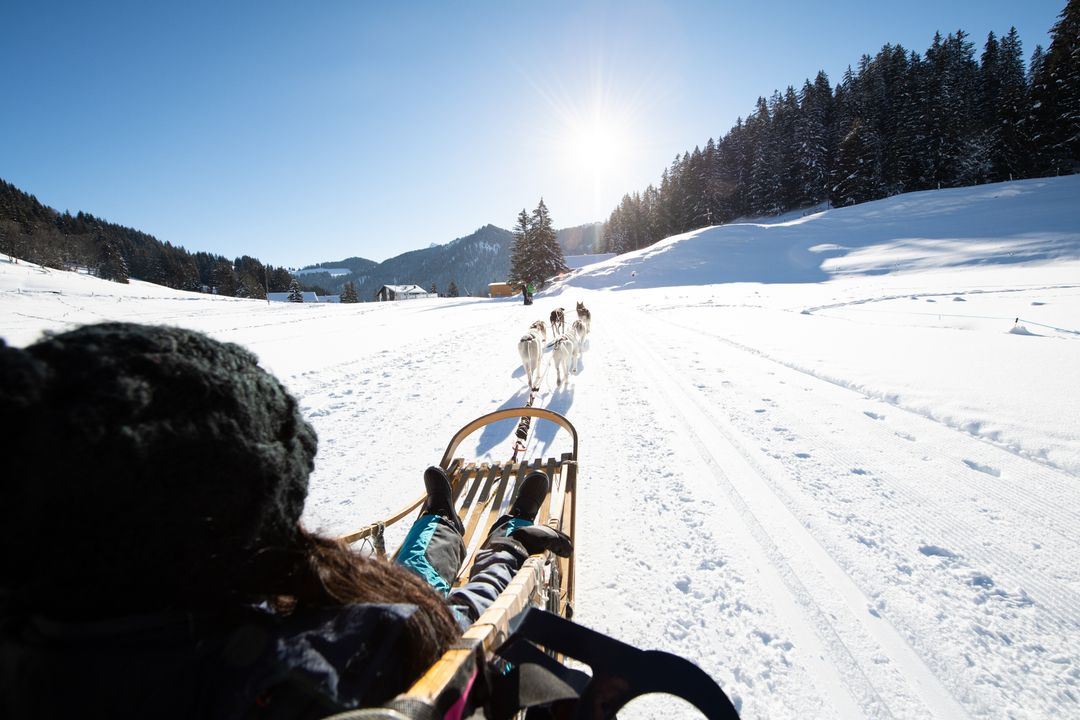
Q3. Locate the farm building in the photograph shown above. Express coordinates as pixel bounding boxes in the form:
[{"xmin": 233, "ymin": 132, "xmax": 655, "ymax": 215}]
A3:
[
  {"xmin": 487, "ymin": 282, "xmax": 518, "ymax": 298},
  {"xmin": 374, "ymin": 284, "xmax": 437, "ymax": 301}
]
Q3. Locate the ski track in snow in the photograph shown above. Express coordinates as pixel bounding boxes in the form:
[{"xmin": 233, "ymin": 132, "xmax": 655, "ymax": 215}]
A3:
[
  {"xmin": 625, "ymin": 304, "xmax": 1080, "ymax": 718},
  {"xmin": 603, "ymin": 302, "xmax": 967, "ymax": 719}
]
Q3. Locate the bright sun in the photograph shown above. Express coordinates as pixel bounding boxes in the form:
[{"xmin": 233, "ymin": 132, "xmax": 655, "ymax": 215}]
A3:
[
  {"xmin": 564, "ymin": 117, "xmax": 626, "ymax": 179},
  {"xmin": 567, "ymin": 123, "xmax": 620, "ymax": 173}
]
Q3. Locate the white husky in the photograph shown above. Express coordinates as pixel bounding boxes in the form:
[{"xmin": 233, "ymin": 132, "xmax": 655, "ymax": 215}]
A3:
[
  {"xmin": 552, "ymin": 332, "xmax": 578, "ymax": 386},
  {"xmin": 571, "ymin": 318, "xmax": 588, "ymax": 349},
  {"xmin": 518, "ymin": 324, "xmax": 545, "ymax": 391}
]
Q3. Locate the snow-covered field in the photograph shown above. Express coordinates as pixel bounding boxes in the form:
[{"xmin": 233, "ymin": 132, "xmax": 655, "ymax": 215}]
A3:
[{"xmin": 3, "ymin": 176, "xmax": 1079, "ymax": 719}]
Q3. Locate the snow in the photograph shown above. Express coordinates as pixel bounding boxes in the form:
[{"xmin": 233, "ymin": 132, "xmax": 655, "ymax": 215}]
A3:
[
  {"xmin": 294, "ymin": 267, "xmax": 353, "ymax": 277},
  {"xmin": 565, "ymin": 252, "xmax": 617, "ymax": 269},
  {"xmin": 3, "ymin": 175, "xmax": 1080, "ymax": 718}
]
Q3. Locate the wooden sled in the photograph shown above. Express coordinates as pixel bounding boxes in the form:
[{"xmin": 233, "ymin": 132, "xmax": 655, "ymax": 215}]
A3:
[{"xmin": 336, "ymin": 407, "xmax": 578, "ymax": 716}]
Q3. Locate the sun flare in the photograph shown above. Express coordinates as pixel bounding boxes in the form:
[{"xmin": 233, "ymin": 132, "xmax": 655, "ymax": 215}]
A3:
[{"xmin": 565, "ymin": 120, "xmax": 624, "ymax": 177}]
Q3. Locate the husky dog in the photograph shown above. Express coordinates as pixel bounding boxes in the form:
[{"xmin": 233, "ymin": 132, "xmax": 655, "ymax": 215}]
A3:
[
  {"xmin": 549, "ymin": 308, "xmax": 565, "ymax": 337},
  {"xmin": 518, "ymin": 325, "xmax": 545, "ymax": 391},
  {"xmin": 529, "ymin": 320, "xmax": 547, "ymax": 343},
  {"xmin": 571, "ymin": 318, "xmax": 588, "ymax": 351},
  {"xmin": 552, "ymin": 332, "xmax": 578, "ymax": 386},
  {"xmin": 575, "ymin": 301, "xmax": 591, "ymax": 333}
]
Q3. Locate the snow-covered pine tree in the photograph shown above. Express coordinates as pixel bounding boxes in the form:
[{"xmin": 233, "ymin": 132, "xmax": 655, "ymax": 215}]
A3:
[
  {"xmin": 447, "ymin": 280, "xmax": 459, "ymax": 297},
  {"xmin": 213, "ymin": 259, "xmax": 237, "ymax": 297},
  {"xmin": 995, "ymin": 27, "xmax": 1032, "ymax": 180},
  {"xmin": 529, "ymin": 198, "xmax": 568, "ymax": 285},
  {"xmin": 1030, "ymin": 0, "xmax": 1080, "ymax": 174},
  {"xmin": 603, "ymin": 198, "xmax": 631, "ymax": 254},
  {"xmin": 340, "ymin": 281, "xmax": 360, "ymax": 303},
  {"xmin": 287, "ymin": 279, "xmax": 304, "ymax": 303},
  {"xmin": 97, "ymin": 235, "xmax": 129, "ymax": 284},
  {"xmin": 796, "ymin": 73, "xmax": 834, "ymax": 205},
  {"xmin": 509, "ymin": 208, "xmax": 532, "ymax": 286},
  {"xmin": 775, "ymin": 87, "xmax": 801, "ymax": 211},
  {"xmin": 831, "ymin": 118, "xmax": 882, "ymax": 206}
]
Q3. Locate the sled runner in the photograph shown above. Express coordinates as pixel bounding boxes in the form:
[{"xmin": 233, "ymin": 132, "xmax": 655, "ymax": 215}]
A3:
[{"xmin": 336, "ymin": 408, "xmax": 739, "ymax": 719}]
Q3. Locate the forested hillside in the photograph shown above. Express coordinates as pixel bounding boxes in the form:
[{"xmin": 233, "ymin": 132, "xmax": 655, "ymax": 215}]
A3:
[
  {"xmin": 602, "ymin": 0, "xmax": 1080, "ymax": 253},
  {"xmin": 0, "ymin": 179, "xmax": 294, "ymax": 296},
  {"xmin": 1, "ymin": 176, "xmax": 603, "ymax": 299}
]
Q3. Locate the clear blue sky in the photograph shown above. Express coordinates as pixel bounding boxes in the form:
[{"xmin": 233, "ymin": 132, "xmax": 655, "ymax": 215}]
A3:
[{"xmin": 1, "ymin": 1, "xmax": 1063, "ymax": 266}]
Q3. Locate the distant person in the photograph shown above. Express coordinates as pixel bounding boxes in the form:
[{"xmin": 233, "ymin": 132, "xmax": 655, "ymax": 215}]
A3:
[
  {"xmin": 0, "ymin": 322, "xmax": 570, "ymax": 718},
  {"xmin": 524, "ymin": 281, "xmax": 535, "ymax": 305}
]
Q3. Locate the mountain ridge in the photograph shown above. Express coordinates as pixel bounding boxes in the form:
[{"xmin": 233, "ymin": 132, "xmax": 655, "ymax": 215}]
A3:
[{"xmin": 299, "ymin": 222, "xmax": 602, "ymax": 297}]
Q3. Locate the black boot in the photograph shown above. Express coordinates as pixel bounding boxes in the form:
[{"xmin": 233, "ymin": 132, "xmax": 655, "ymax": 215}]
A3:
[
  {"xmin": 422, "ymin": 466, "xmax": 464, "ymax": 534},
  {"xmin": 509, "ymin": 470, "xmax": 549, "ymax": 521}
]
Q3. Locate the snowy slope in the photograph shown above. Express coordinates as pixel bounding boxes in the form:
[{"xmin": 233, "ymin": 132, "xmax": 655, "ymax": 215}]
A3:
[{"xmin": 2, "ymin": 176, "xmax": 1079, "ymax": 719}]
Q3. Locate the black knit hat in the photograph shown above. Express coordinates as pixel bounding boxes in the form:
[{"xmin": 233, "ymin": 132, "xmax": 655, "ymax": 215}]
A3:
[{"xmin": 0, "ymin": 323, "xmax": 318, "ymax": 616}]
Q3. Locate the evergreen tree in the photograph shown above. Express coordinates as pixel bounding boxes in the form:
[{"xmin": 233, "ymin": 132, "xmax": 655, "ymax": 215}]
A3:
[
  {"xmin": 775, "ymin": 87, "xmax": 802, "ymax": 209},
  {"xmin": 97, "ymin": 235, "xmax": 129, "ymax": 284},
  {"xmin": 340, "ymin": 281, "xmax": 360, "ymax": 303},
  {"xmin": 796, "ymin": 72, "xmax": 835, "ymax": 204},
  {"xmin": 508, "ymin": 208, "xmax": 532, "ymax": 285},
  {"xmin": 529, "ymin": 198, "xmax": 568, "ymax": 284},
  {"xmin": 429, "ymin": 282, "xmax": 438, "ymax": 296},
  {"xmin": 269, "ymin": 267, "xmax": 293, "ymax": 292},
  {"xmin": 994, "ymin": 27, "xmax": 1033, "ymax": 180},
  {"xmin": 212, "ymin": 258, "xmax": 238, "ymax": 296},
  {"xmin": 510, "ymin": 200, "xmax": 568, "ymax": 284},
  {"xmin": 287, "ymin": 279, "xmax": 304, "ymax": 303},
  {"xmin": 447, "ymin": 280, "xmax": 459, "ymax": 297},
  {"xmin": 1030, "ymin": 0, "xmax": 1080, "ymax": 174},
  {"xmin": 831, "ymin": 118, "xmax": 882, "ymax": 206}
]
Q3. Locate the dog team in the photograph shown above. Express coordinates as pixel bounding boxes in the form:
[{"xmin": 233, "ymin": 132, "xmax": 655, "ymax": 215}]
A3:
[{"xmin": 517, "ymin": 301, "xmax": 591, "ymax": 391}]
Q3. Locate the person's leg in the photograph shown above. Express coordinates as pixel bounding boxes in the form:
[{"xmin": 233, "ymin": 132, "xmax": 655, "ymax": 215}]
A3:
[
  {"xmin": 396, "ymin": 467, "xmax": 553, "ymax": 607},
  {"xmin": 395, "ymin": 467, "xmax": 465, "ymax": 597},
  {"xmin": 447, "ymin": 470, "xmax": 564, "ymax": 624},
  {"xmin": 396, "ymin": 514, "xmax": 464, "ymax": 596}
]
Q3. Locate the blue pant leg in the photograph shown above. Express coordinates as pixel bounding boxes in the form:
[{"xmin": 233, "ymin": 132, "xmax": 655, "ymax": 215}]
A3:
[{"xmin": 395, "ymin": 514, "xmax": 466, "ymax": 597}]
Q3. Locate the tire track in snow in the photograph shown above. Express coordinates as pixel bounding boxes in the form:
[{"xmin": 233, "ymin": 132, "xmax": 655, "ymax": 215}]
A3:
[{"xmin": 610, "ymin": 305, "xmax": 973, "ymax": 720}]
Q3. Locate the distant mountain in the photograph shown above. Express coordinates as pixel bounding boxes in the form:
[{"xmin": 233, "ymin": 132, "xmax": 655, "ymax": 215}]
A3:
[
  {"xmin": 298, "ymin": 225, "xmax": 512, "ymax": 298},
  {"xmin": 301, "ymin": 222, "xmax": 603, "ymax": 298}
]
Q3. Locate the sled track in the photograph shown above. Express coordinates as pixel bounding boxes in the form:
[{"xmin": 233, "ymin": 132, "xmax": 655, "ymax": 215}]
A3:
[
  {"xmin": 650, "ymin": 311, "xmax": 1080, "ymax": 546},
  {"xmin": 662, "ymin": 311, "xmax": 1079, "ymax": 480},
  {"xmin": 800, "ymin": 283, "xmax": 1080, "ymax": 317},
  {"xmin": 626, "ymin": 307, "xmax": 1080, "ymax": 717},
  {"xmin": 607, "ymin": 308, "xmax": 978, "ymax": 719}
]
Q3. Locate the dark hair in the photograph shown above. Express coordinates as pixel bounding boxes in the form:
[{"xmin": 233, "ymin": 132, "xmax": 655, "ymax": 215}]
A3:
[
  {"xmin": 275, "ymin": 530, "xmax": 460, "ymax": 680},
  {"xmin": 0, "ymin": 323, "xmax": 457, "ymax": 672}
]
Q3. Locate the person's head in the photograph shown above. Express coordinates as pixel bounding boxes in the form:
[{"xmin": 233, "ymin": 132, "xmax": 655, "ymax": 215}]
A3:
[
  {"xmin": 0, "ymin": 322, "xmax": 318, "ymax": 617},
  {"xmin": 1, "ymin": 322, "xmax": 459, "ymax": 674}
]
